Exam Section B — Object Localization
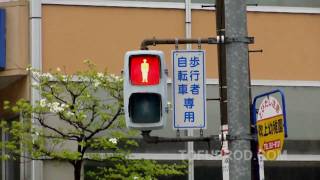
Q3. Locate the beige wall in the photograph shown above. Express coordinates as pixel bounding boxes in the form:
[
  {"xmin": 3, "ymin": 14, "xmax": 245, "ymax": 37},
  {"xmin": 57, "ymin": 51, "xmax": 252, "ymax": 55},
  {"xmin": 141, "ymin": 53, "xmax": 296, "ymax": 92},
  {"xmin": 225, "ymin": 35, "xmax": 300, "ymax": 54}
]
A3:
[
  {"xmin": 0, "ymin": 0, "xmax": 29, "ymax": 76},
  {"xmin": 42, "ymin": 6, "xmax": 185, "ymax": 76},
  {"xmin": 192, "ymin": 10, "xmax": 218, "ymax": 78},
  {"xmin": 0, "ymin": 1, "xmax": 29, "ymax": 116},
  {"xmin": 42, "ymin": 5, "xmax": 320, "ymax": 81},
  {"xmin": 247, "ymin": 12, "xmax": 320, "ymax": 81},
  {"xmin": 0, "ymin": 76, "xmax": 29, "ymax": 116}
]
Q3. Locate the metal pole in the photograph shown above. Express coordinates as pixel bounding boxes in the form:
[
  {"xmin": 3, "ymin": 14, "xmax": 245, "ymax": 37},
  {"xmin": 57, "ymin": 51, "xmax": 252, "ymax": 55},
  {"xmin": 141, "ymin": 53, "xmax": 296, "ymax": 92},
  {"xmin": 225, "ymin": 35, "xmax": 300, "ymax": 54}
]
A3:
[
  {"xmin": 216, "ymin": 0, "xmax": 227, "ymax": 127},
  {"xmin": 141, "ymin": 131, "xmax": 220, "ymax": 143},
  {"xmin": 248, "ymin": 49, "xmax": 264, "ymax": 180},
  {"xmin": 215, "ymin": 1, "xmax": 230, "ymax": 179},
  {"xmin": 140, "ymin": 38, "xmax": 218, "ymax": 50},
  {"xmin": 224, "ymin": 0, "xmax": 251, "ymax": 180},
  {"xmin": 30, "ymin": 0, "xmax": 43, "ymax": 180},
  {"xmin": 185, "ymin": 0, "xmax": 194, "ymax": 179},
  {"xmin": 248, "ymin": 49, "xmax": 260, "ymax": 180}
]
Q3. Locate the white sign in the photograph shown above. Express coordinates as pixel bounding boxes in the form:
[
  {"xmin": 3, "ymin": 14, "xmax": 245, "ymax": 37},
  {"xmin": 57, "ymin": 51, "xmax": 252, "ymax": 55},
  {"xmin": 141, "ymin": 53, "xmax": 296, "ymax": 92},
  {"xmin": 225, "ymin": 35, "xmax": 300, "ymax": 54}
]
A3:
[
  {"xmin": 221, "ymin": 125, "xmax": 229, "ymax": 180},
  {"xmin": 258, "ymin": 152, "xmax": 265, "ymax": 180},
  {"xmin": 256, "ymin": 96, "xmax": 285, "ymax": 160},
  {"xmin": 172, "ymin": 50, "xmax": 206, "ymax": 129}
]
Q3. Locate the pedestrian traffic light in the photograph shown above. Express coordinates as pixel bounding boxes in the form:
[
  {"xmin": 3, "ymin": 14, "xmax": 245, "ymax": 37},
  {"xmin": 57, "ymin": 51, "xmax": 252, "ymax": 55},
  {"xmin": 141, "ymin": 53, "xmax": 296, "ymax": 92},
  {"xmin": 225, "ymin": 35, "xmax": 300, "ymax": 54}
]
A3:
[{"xmin": 123, "ymin": 50, "xmax": 168, "ymax": 130}]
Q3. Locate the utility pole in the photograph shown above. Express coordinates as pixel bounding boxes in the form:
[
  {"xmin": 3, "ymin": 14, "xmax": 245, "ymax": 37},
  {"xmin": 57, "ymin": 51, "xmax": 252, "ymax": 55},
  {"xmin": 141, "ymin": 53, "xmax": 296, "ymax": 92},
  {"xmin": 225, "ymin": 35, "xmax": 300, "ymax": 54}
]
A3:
[
  {"xmin": 216, "ymin": 0, "xmax": 259, "ymax": 179},
  {"xmin": 216, "ymin": 0, "xmax": 227, "ymax": 128},
  {"xmin": 185, "ymin": 0, "xmax": 194, "ymax": 180},
  {"xmin": 138, "ymin": 1, "xmax": 253, "ymax": 178},
  {"xmin": 223, "ymin": 0, "xmax": 251, "ymax": 180},
  {"xmin": 215, "ymin": 1, "xmax": 231, "ymax": 179}
]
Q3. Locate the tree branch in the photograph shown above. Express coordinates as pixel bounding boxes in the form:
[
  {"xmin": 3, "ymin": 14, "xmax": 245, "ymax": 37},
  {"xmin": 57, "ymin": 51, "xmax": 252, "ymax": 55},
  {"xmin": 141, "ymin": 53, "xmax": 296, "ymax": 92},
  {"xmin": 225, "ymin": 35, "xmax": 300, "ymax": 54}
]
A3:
[
  {"xmin": 47, "ymin": 84, "xmax": 69, "ymax": 105},
  {"xmin": 83, "ymin": 104, "xmax": 97, "ymax": 130},
  {"xmin": 85, "ymin": 107, "xmax": 122, "ymax": 140},
  {"xmin": 34, "ymin": 116, "xmax": 79, "ymax": 141},
  {"xmin": 57, "ymin": 113, "xmax": 94, "ymax": 134}
]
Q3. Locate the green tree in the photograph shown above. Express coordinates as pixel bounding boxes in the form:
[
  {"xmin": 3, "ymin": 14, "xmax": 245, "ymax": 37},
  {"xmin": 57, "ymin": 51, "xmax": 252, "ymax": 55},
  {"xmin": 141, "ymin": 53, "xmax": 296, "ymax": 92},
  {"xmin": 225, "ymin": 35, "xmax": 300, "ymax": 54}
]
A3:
[
  {"xmin": 87, "ymin": 159, "xmax": 186, "ymax": 180},
  {"xmin": 1, "ymin": 61, "xmax": 185, "ymax": 180}
]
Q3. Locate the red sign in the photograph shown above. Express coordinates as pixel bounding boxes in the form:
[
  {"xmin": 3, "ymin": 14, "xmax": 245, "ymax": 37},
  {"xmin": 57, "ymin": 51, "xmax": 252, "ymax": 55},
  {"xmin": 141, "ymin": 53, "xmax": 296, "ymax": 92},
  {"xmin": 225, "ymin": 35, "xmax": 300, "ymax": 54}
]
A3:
[{"xmin": 129, "ymin": 55, "xmax": 160, "ymax": 85}]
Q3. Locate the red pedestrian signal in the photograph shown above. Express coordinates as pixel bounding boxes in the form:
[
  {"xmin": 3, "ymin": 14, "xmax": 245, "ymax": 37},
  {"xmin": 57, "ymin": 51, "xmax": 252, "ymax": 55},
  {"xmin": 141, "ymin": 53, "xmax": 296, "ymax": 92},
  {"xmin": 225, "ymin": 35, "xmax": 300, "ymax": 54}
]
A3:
[
  {"xmin": 124, "ymin": 50, "xmax": 168, "ymax": 130},
  {"xmin": 129, "ymin": 55, "xmax": 160, "ymax": 86}
]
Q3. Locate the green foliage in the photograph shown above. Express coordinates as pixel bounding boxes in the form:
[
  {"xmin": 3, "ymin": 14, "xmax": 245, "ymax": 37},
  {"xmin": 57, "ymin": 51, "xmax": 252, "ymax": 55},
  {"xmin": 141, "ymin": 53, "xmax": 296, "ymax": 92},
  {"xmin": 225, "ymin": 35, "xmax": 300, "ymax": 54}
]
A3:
[
  {"xmin": 2, "ymin": 62, "xmax": 125, "ymax": 163},
  {"xmin": 1, "ymin": 61, "xmax": 186, "ymax": 180},
  {"xmin": 86, "ymin": 159, "xmax": 187, "ymax": 180}
]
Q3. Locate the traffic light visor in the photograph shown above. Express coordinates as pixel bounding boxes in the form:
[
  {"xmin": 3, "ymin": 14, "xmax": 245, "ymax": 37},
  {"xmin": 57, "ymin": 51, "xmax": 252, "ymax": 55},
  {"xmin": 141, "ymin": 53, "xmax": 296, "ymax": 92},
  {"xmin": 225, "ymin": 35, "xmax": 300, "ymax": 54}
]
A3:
[{"xmin": 129, "ymin": 55, "xmax": 160, "ymax": 85}]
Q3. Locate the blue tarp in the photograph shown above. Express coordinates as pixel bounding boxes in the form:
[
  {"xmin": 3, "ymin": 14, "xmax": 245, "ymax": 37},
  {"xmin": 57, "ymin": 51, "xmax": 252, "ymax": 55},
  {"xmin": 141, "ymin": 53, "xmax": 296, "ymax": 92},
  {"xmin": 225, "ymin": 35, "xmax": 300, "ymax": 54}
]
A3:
[{"xmin": 0, "ymin": 9, "xmax": 5, "ymax": 70}]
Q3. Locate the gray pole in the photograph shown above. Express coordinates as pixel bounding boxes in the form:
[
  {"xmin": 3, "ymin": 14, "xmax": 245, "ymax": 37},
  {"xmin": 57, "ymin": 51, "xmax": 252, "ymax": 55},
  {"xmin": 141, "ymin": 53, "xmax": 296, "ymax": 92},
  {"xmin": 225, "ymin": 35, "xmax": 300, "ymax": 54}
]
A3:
[
  {"xmin": 224, "ymin": 0, "xmax": 251, "ymax": 180},
  {"xmin": 216, "ymin": 0, "xmax": 227, "ymax": 126}
]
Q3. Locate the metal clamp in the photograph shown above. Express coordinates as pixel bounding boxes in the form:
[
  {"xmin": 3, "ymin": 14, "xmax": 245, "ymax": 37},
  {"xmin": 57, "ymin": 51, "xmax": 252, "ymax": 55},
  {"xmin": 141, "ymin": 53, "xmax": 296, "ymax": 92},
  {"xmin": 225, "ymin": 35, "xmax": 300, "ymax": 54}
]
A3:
[
  {"xmin": 175, "ymin": 38, "xmax": 179, "ymax": 50},
  {"xmin": 176, "ymin": 129, "xmax": 180, "ymax": 137},
  {"xmin": 225, "ymin": 37, "xmax": 254, "ymax": 44},
  {"xmin": 219, "ymin": 133, "xmax": 228, "ymax": 141},
  {"xmin": 152, "ymin": 36, "xmax": 157, "ymax": 46},
  {"xmin": 200, "ymin": 128, "xmax": 204, "ymax": 137},
  {"xmin": 216, "ymin": 35, "xmax": 225, "ymax": 44},
  {"xmin": 207, "ymin": 37, "xmax": 218, "ymax": 44},
  {"xmin": 165, "ymin": 106, "xmax": 169, "ymax": 114},
  {"xmin": 164, "ymin": 68, "xmax": 169, "ymax": 76},
  {"xmin": 198, "ymin": 38, "xmax": 202, "ymax": 49}
]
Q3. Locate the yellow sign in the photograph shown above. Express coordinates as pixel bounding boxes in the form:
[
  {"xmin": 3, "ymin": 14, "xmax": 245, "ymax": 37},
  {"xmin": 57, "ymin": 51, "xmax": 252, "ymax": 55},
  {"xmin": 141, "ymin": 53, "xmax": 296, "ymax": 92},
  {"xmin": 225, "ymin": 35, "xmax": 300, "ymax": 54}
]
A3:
[
  {"xmin": 257, "ymin": 114, "xmax": 285, "ymax": 160},
  {"xmin": 256, "ymin": 95, "xmax": 285, "ymax": 160}
]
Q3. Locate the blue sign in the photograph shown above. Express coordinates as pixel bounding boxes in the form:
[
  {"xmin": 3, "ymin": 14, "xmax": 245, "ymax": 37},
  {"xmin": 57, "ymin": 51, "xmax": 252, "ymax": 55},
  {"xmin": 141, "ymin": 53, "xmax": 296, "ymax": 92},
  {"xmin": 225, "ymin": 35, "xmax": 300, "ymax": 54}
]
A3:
[
  {"xmin": 252, "ymin": 89, "xmax": 288, "ymax": 137},
  {"xmin": 172, "ymin": 50, "xmax": 206, "ymax": 129},
  {"xmin": 0, "ymin": 9, "xmax": 5, "ymax": 70}
]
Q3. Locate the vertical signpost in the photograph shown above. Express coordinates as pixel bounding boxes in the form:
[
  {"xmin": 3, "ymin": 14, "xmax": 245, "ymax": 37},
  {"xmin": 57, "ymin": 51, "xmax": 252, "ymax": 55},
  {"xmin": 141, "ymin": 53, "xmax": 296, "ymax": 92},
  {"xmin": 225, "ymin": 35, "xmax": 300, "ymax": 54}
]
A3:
[
  {"xmin": 221, "ymin": 125, "xmax": 230, "ymax": 180},
  {"xmin": 252, "ymin": 89, "xmax": 288, "ymax": 161},
  {"xmin": 252, "ymin": 89, "xmax": 288, "ymax": 180},
  {"xmin": 215, "ymin": 0, "xmax": 231, "ymax": 179},
  {"xmin": 172, "ymin": 50, "xmax": 206, "ymax": 129}
]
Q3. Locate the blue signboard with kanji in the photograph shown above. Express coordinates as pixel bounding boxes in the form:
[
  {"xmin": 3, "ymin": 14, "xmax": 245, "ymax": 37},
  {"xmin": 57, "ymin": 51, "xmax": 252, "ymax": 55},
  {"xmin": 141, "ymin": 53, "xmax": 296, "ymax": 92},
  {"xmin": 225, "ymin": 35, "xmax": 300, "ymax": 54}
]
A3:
[
  {"xmin": 0, "ymin": 9, "xmax": 5, "ymax": 70},
  {"xmin": 172, "ymin": 50, "xmax": 206, "ymax": 129}
]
